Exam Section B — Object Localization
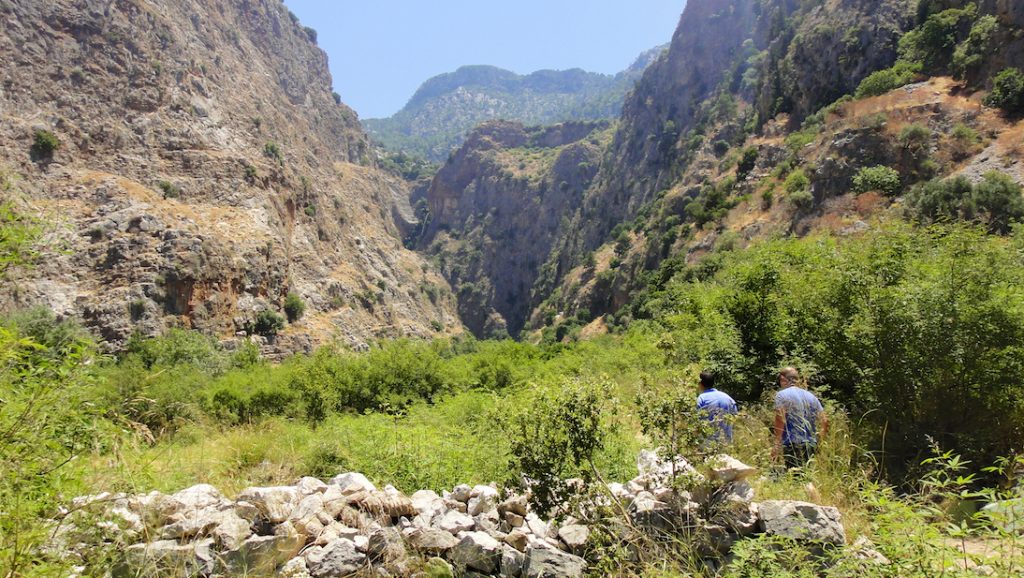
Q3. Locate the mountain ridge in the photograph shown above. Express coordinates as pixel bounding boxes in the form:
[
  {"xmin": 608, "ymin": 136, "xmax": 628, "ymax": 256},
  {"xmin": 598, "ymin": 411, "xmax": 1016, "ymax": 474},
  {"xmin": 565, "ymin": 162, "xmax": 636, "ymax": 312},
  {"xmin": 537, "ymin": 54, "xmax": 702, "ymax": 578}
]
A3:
[{"xmin": 363, "ymin": 45, "xmax": 665, "ymax": 163}]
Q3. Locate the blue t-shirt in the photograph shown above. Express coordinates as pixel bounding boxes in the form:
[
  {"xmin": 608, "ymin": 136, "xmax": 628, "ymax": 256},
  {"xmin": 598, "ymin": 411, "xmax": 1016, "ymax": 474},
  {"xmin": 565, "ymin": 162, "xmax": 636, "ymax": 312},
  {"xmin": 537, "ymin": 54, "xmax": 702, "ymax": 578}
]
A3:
[
  {"xmin": 775, "ymin": 386, "xmax": 824, "ymax": 446},
  {"xmin": 697, "ymin": 388, "xmax": 738, "ymax": 442}
]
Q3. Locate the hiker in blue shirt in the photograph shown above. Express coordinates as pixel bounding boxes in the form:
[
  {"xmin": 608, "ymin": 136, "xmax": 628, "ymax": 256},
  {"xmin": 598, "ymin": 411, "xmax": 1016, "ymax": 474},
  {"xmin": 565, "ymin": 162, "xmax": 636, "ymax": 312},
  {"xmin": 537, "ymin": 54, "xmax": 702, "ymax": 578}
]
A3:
[
  {"xmin": 772, "ymin": 367, "xmax": 829, "ymax": 469},
  {"xmin": 696, "ymin": 371, "xmax": 738, "ymax": 444}
]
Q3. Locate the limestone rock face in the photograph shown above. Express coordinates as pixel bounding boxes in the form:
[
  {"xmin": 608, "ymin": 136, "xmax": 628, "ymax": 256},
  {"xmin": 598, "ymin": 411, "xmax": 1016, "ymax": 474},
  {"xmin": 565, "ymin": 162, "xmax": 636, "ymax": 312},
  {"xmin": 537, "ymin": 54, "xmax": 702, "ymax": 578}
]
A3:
[
  {"xmin": 418, "ymin": 120, "xmax": 609, "ymax": 337},
  {"xmin": 758, "ymin": 500, "xmax": 847, "ymax": 545},
  {"xmin": 0, "ymin": 0, "xmax": 456, "ymax": 352}
]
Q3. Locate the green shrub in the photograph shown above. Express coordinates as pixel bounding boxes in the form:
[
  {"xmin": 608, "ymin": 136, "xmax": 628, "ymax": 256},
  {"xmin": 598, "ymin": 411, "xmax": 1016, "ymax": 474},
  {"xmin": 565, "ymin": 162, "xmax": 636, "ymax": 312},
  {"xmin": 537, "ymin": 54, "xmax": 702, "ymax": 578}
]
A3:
[
  {"xmin": 736, "ymin": 146, "xmax": 759, "ymax": 180},
  {"xmin": 950, "ymin": 123, "xmax": 982, "ymax": 160},
  {"xmin": 852, "ymin": 165, "xmax": 902, "ymax": 196},
  {"xmin": 907, "ymin": 172, "xmax": 1024, "ymax": 233},
  {"xmin": 0, "ymin": 203, "xmax": 40, "ymax": 279},
  {"xmin": 783, "ymin": 168, "xmax": 810, "ymax": 194},
  {"xmin": 264, "ymin": 142, "xmax": 283, "ymax": 164},
  {"xmin": 284, "ymin": 292, "xmax": 306, "ymax": 322},
  {"xmin": 157, "ymin": 180, "xmax": 180, "ymax": 199},
  {"xmin": 984, "ymin": 67, "xmax": 1024, "ymax": 115},
  {"xmin": 788, "ymin": 188, "xmax": 814, "ymax": 210},
  {"xmin": 125, "ymin": 328, "xmax": 225, "ymax": 371},
  {"xmin": 31, "ymin": 130, "xmax": 60, "ymax": 157},
  {"xmin": 250, "ymin": 309, "xmax": 285, "ymax": 336},
  {"xmin": 507, "ymin": 377, "xmax": 612, "ymax": 516},
  {"xmin": 899, "ymin": 123, "xmax": 932, "ymax": 150},
  {"xmin": 855, "ymin": 60, "xmax": 923, "ymax": 98}
]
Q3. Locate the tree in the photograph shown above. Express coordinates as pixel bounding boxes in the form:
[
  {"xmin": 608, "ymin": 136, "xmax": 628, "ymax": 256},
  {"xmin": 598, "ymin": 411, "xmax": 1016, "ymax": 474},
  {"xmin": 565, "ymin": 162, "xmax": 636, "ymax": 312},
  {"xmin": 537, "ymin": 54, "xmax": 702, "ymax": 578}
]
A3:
[{"xmin": 984, "ymin": 68, "xmax": 1024, "ymax": 115}]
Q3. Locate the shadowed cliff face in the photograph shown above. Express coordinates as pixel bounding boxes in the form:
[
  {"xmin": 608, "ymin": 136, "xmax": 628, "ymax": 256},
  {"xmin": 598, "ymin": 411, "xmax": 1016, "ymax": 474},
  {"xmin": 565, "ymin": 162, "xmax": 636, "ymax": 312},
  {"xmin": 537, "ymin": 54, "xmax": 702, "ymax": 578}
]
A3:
[
  {"xmin": 0, "ymin": 0, "xmax": 458, "ymax": 351},
  {"xmin": 418, "ymin": 121, "xmax": 609, "ymax": 337}
]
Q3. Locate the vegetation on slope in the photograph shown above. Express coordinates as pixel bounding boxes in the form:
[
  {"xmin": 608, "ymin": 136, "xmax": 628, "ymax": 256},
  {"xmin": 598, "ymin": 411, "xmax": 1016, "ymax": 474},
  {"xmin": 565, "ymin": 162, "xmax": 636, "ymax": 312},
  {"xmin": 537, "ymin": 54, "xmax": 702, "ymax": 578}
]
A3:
[{"xmin": 4, "ymin": 209, "xmax": 1024, "ymax": 574}]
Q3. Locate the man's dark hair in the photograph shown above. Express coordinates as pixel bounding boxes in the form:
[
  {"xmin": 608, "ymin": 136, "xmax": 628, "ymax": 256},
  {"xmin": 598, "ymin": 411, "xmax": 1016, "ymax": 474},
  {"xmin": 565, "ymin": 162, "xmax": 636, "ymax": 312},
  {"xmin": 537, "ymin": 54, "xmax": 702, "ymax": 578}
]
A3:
[{"xmin": 699, "ymin": 371, "xmax": 715, "ymax": 388}]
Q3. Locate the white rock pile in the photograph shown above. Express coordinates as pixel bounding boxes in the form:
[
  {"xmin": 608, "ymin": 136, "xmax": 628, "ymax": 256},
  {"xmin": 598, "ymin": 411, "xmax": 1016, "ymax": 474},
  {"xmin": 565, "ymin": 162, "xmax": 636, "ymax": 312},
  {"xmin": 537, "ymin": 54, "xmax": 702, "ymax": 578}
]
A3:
[{"xmin": 57, "ymin": 453, "xmax": 847, "ymax": 577}]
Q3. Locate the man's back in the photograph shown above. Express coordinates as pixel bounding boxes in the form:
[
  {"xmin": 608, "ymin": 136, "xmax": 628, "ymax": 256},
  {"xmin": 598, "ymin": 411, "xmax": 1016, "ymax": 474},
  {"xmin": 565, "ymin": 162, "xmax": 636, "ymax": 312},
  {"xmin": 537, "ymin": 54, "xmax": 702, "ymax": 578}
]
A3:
[
  {"xmin": 774, "ymin": 386, "xmax": 823, "ymax": 446},
  {"xmin": 697, "ymin": 388, "xmax": 737, "ymax": 441}
]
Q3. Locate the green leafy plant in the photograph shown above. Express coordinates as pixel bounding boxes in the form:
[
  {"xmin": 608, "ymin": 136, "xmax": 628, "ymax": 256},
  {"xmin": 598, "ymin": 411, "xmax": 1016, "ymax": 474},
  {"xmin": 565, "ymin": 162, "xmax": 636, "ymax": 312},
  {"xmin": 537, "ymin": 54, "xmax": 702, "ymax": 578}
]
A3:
[
  {"xmin": 31, "ymin": 129, "xmax": 60, "ymax": 158},
  {"xmin": 284, "ymin": 292, "xmax": 306, "ymax": 323},
  {"xmin": 855, "ymin": 60, "xmax": 923, "ymax": 98},
  {"xmin": 984, "ymin": 67, "xmax": 1024, "ymax": 115},
  {"xmin": 249, "ymin": 309, "xmax": 285, "ymax": 336},
  {"xmin": 852, "ymin": 166, "xmax": 902, "ymax": 196}
]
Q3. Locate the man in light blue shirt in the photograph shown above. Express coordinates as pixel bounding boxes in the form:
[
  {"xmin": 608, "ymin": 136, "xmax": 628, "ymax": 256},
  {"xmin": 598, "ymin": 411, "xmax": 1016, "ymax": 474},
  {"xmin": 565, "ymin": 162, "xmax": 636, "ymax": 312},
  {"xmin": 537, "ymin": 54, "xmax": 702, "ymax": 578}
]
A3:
[
  {"xmin": 772, "ymin": 367, "xmax": 829, "ymax": 469},
  {"xmin": 696, "ymin": 371, "xmax": 738, "ymax": 444}
]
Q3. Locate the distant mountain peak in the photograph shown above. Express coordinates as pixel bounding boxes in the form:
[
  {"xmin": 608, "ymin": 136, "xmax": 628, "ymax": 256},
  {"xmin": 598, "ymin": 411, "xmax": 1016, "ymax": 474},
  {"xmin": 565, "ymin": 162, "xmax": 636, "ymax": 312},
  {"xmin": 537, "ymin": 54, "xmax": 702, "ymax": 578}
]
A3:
[{"xmin": 363, "ymin": 46, "xmax": 666, "ymax": 163}]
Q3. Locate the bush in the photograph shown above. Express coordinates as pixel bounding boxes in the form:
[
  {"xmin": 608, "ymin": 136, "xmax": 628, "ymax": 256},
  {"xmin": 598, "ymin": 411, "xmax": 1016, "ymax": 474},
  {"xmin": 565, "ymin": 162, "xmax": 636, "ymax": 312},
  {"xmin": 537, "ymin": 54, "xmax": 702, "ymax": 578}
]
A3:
[
  {"xmin": 736, "ymin": 146, "xmax": 759, "ymax": 180},
  {"xmin": 855, "ymin": 60, "xmax": 923, "ymax": 98},
  {"xmin": 950, "ymin": 123, "xmax": 982, "ymax": 160},
  {"xmin": 852, "ymin": 165, "xmax": 902, "ymax": 196},
  {"xmin": 157, "ymin": 180, "xmax": 180, "ymax": 199},
  {"xmin": 783, "ymin": 168, "xmax": 809, "ymax": 194},
  {"xmin": 789, "ymin": 188, "xmax": 814, "ymax": 210},
  {"xmin": 0, "ymin": 202, "xmax": 40, "ymax": 279},
  {"xmin": 250, "ymin": 309, "xmax": 285, "ymax": 336},
  {"xmin": 984, "ymin": 67, "xmax": 1024, "ymax": 115},
  {"xmin": 907, "ymin": 172, "xmax": 1024, "ymax": 233},
  {"xmin": 31, "ymin": 129, "xmax": 60, "ymax": 157},
  {"xmin": 507, "ymin": 377, "xmax": 612, "ymax": 516},
  {"xmin": 264, "ymin": 142, "xmax": 283, "ymax": 164},
  {"xmin": 284, "ymin": 292, "xmax": 306, "ymax": 322}
]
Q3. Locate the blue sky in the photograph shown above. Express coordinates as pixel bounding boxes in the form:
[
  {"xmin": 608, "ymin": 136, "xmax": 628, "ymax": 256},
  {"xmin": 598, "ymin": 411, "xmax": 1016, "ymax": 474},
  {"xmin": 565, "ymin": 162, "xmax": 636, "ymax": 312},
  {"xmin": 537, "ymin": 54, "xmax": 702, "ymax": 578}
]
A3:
[{"xmin": 283, "ymin": 1, "xmax": 686, "ymax": 119}]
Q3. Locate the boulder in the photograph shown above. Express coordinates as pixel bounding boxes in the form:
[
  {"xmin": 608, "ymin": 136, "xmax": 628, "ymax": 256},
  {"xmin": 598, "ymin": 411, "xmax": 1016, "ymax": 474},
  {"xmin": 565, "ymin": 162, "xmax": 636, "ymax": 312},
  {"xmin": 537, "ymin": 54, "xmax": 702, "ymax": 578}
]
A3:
[
  {"xmin": 722, "ymin": 481, "xmax": 755, "ymax": 503},
  {"xmin": 450, "ymin": 484, "xmax": 473, "ymax": 503},
  {"xmin": 497, "ymin": 494, "xmax": 528, "ymax": 517},
  {"xmin": 758, "ymin": 500, "xmax": 847, "ymax": 545},
  {"xmin": 328, "ymin": 472, "xmax": 376, "ymax": 495},
  {"xmin": 367, "ymin": 526, "xmax": 406, "ymax": 560},
  {"xmin": 296, "ymin": 477, "xmax": 328, "ymax": 496},
  {"xmin": 172, "ymin": 484, "xmax": 225, "ymax": 511},
  {"xmin": 500, "ymin": 545, "xmax": 526, "ymax": 578},
  {"xmin": 557, "ymin": 524, "xmax": 589, "ymax": 553},
  {"xmin": 449, "ymin": 531, "xmax": 502, "ymax": 574},
  {"xmin": 504, "ymin": 529, "xmax": 529, "ymax": 553},
  {"xmin": 422, "ymin": 557, "xmax": 455, "ymax": 578},
  {"xmin": 289, "ymin": 494, "xmax": 327, "ymax": 536},
  {"xmin": 305, "ymin": 539, "xmax": 367, "ymax": 577},
  {"xmin": 524, "ymin": 513, "xmax": 549, "ymax": 539},
  {"xmin": 437, "ymin": 510, "xmax": 476, "ymax": 534},
  {"xmin": 522, "ymin": 547, "xmax": 586, "ymax": 578},
  {"xmin": 629, "ymin": 492, "xmax": 674, "ymax": 531},
  {"xmin": 121, "ymin": 539, "xmax": 216, "ymax": 577},
  {"xmin": 411, "ymin": 490, "xmax": 446, "ymax": 517},
  {"xmin": 347, "ymin": 490, "xmax": 416, "ymax": 519},
  {"xmin": 981, "ymin": 498, "xmax": 1024, "ymax": 534},
  {"xmin": 708, "ymin": 455, "xmax": 757, "ymax": 483},
  {"xmin": 406, "ymin": 527, "xmax": 460, "ymax": 554},
  {"xmin": 210, "ymin": 510, "xmax": 254, "ymax": 550},
  {"xmin": 236, "ymin": 486, "xmax": 299, "ymax": 523},
  {"xmin": 279, "ymin": 556, "xmax": 312, "ymax": 578},
  {"xmin": 217, "ymin": 532, "xmax": 304, "ymax": 575},
  {"xmin": 504, "ymin": 512, "xmax": 525, "ymax": 528}
]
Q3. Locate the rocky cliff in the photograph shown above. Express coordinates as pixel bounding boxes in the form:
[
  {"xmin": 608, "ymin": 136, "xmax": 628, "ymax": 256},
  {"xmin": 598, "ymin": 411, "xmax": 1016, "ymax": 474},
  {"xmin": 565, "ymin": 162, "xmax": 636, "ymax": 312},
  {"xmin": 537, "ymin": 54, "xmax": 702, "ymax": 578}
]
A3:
[
  {"xmin": 363, "ymin": 46, "xmax": 663, "ymax": 163},
  {"xmin": 418, "ymin": 121, "xmax": 610, "ymax": 337},
  {"xmin": 0, "ymin": 0, "xmax": 458, "ymax": 351}
]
